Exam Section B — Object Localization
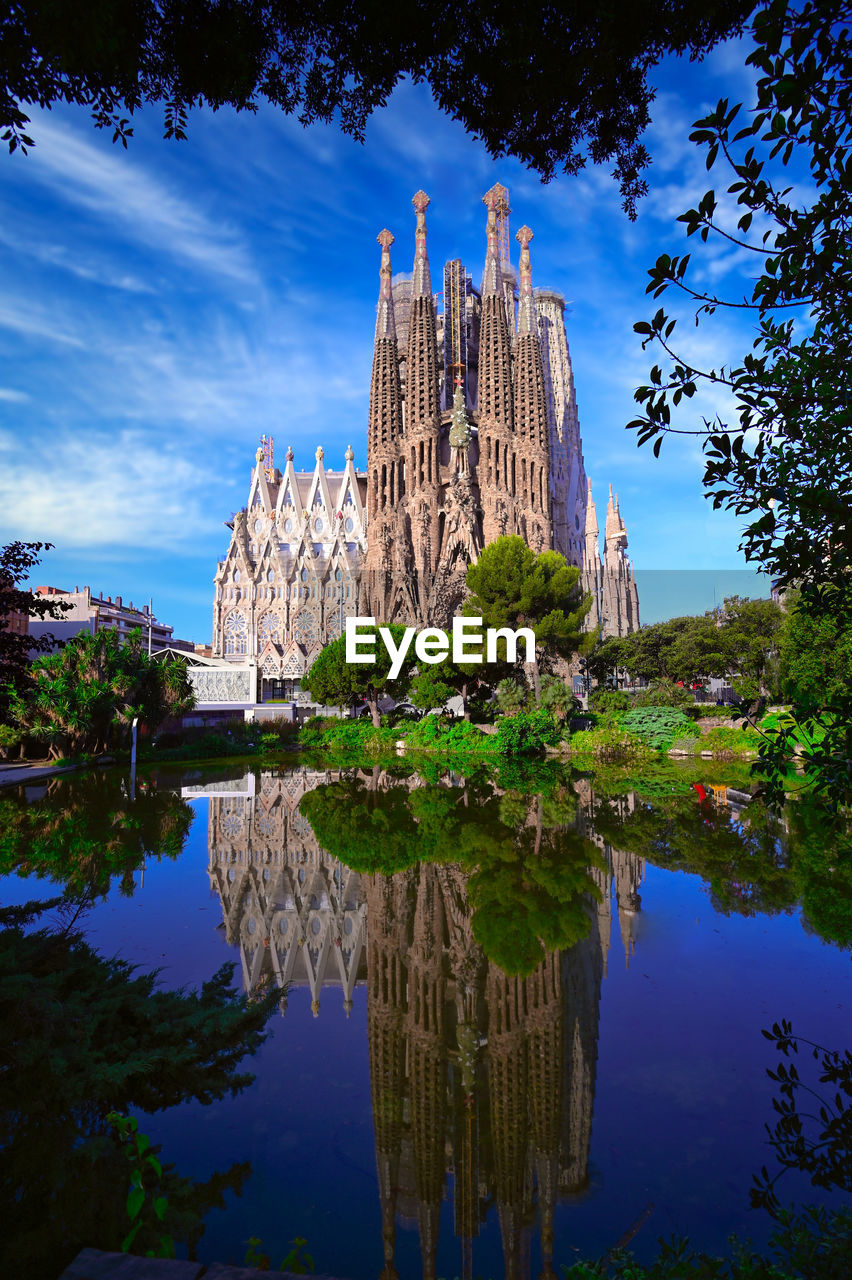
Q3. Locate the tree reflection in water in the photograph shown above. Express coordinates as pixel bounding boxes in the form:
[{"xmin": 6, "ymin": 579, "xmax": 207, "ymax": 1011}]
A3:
[{"xmin": 207, "ymin": 766, "xmax": 643, "ymax": 1279}]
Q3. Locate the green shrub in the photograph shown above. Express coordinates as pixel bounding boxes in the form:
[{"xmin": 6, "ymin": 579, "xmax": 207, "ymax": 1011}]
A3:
[
  {"xmin": 634, "ymin": 679, "xmax": 697, "ymax": 710},
  {"xmin": 700, "ymin": 724, "xmax": 760, "ymax": 755},
  {"xmin": 623, "ymin": 705, "xmax": 695, "ymax": 750},
  {"xmin": 566, "ymin": 722, "xmax": 647, "ymax": 760},
  {"xmin": 495, "ymin": 678, "xmax": 530, "ymax": 716},
  {"xmin": 588, "ymin": 688, "xmax": 630, "ymax": 715},
  {"xmin": 298, "ymin": 715, "xmax": 398, "ymax": 756},
  {"xmin": 406, "ymin": 715, "xmax": 493, "ymax": 753},
  {"xmin": 670, "ymin": 736, "xmax": 701, "ymax": 753},
  {"xmin": 494, "ymin": 708, "xmax": 561, "ymax": 755},
  {"xmin": 0, "ymin": 724, "xmax": 22, "ymax": 759}
]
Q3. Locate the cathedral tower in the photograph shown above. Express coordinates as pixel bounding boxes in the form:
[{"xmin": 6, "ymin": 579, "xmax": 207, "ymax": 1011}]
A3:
[
  {"xmin": 478, "ymin": 183, "xmax": 516, "ymax": 546},
  {"xmin": 405, "ymin": 192, "xmax": 443, "ymax": 581},
  {"xmin": 512, "ymin": 225, "xmax": 551, "ymax": 552}
]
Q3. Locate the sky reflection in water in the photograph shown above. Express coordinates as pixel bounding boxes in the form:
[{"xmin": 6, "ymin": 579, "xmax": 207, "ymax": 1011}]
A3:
[{"xmin": 0, "ymin": 760, "xmax": 849, "ymax": 1279}]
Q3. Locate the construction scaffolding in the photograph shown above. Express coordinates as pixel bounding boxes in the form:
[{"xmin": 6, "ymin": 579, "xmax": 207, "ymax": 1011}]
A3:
[{"xmin": 261, "ymin": 433, "xmax": 274, "ymax": 482}]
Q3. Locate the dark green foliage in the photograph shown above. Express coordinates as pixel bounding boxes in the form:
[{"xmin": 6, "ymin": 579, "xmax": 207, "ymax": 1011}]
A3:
[
  {"xmin": 465, "ymin": 537, "xmax": 592, "ymax": 703},
  {"xmin": 298, "ymin": 715, "xmax": 399, "ymax": 756},
  {"xmin": 629, "ymin": 2, "xmax": 852, "ymax": 806},
  {"xmin": 0, "ymin": 2, "xmax": 752, "ymax": 214},
  {"xmin": 7, "ymin": 626, "xmax": 194, "ymax": 758},
  {"xmin": 0, "ymin": 769, "xmax": 193, "ymax": 896},
  {"xmin": 786, "ymin": 802, "xmax": 852, "ymax": 948},
  {"xmin": 299, "ymin": 778, "xmax": 426, "ymax": 876},
  {"xmin": 589, "ymin": 688, "xmax": 631, "ymax": 715},
  {"xmin": 0, "ymin": 541, "xmax": 71, "ymax": 721},
  {"xmin": 494, "ymin": 707, "xmax": 561, "ymax": 755},
  {"xmin": 634, "ymin": 680, "xmax": 697, "ymax": 710},
  {"xmin": 405, "ymin": 714, "xmax": 494, "ymax": 754},
  {"xmin": 587, "ymin": 601, "xmax": 783, "ymax": 706},
  {"xmin": 246, "ymin": 1234, "xmax": 315, "ymax": 1274},
  {"xmin": 562, "ymin": 1205, "xmax": 852, "ymax": 1277},
  {"xmin": 590, "ymin": 786, "xmax": 850, "ymax": 930},
  {"xmin": 0, "ymin": 899, "xmax": 278, "ymax": 1278},
  {"xmin": 778, "ymin": 590, "xmax": 852, "ymax": 709},
  {"xmin": 303, "ymin": 626, "xmax": 413, "ymax": 728},
  {"xmin": 108, "ymin": 1112, "xmax": 175, "ymax": 1258},
  {"xmin": 623, "ymin": 706, "xmax": 695, "ymax": 750}
]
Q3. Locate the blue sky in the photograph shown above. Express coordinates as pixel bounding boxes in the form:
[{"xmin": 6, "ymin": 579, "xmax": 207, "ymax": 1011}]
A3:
[{"xmin": 0, "ymin": 35, "xmax": 772, "ymax": 642}]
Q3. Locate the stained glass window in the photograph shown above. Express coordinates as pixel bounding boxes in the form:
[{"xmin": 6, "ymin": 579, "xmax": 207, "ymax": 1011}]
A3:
[{"xmin": 224, "ymin": 610, "xmax": 248, "ymax": 655}]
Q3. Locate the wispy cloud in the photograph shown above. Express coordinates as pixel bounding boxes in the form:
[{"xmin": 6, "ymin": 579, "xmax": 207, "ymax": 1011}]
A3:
[
  {"xmin": 0, "ymin": 301, "xmax": 86, "ymax": 348},
  {"xmin": 0, "ymin": 428, "xmax": 232, "ymax": 550},
  {"xmin": 18, "ymin": 113, "xmax": 257, "ymax": 286}
]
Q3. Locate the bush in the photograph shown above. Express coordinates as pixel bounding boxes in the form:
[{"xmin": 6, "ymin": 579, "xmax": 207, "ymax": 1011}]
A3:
[
  {"xmin": 298, "ymin": 716, "xmax": 398, "ymax": 756},
  {"xmin": 494, "ymin": 708, "xmax": 561, "ymax": 756},
  {"xmin": 0, "ymin": 724, "xmax": 22, "ymax": 760},
  {"xmin": 623, "ymin": 705, "xmax": 695, "ymax": 750},
  {"xmin": 700, "ymin": 724, "xmax": 760, "ymax": 755},
  {"xmin": 634, "ymin": 679, "xmax": 697, "ymax": 710},
  {"xmin": 495, "ymin": 678, "xmax": 530, "ymax": 716},
  {"xmin": 565, "ymin": 722, "xmax": 647, "ymax": 761},
  {"xmin": 588, "ymin": 688, "xmax": 630, "ymax": 716},
  {"xmin": 406, "ymin": 715, "xmax": 492, "ymax": 753}
]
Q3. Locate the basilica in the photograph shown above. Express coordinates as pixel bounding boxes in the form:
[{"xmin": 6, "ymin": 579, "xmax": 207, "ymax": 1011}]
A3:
[{"xmin": 211, "ymin": 187, "xmax": 639, "ymax": 687}]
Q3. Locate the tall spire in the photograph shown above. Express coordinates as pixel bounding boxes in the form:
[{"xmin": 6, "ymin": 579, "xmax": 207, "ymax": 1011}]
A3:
[
  {"xmin": 478, "ymin": 186, "xmax": 514, "ymax": 429},
  {"xmin": 412, "ymin": 190, "xmax": 432, "ymax": 297},
  {"xmin": 481, "ymin": 184, "xmax": 505, "ymax": 297},
  {"xmin": 585, "ymin": 477, "xmax": 599, "ymax": 538},
  {"xmin": 375, "ymin": 228, "xmax": 396, "ymax": 340},
  {"xmin": 515, "ymin": 225, "xmax": 536, "ymax": 335},
  {"xmin": 368, "ymin": 230, "xmax": 403, "ymax": 457},
  {"xmin": 512, "ymin": 222, "xmax": 549, "ymax": 486},
  {"xmin": 405, "ymin": 191, "xmax": 441, "ymax": 456}
]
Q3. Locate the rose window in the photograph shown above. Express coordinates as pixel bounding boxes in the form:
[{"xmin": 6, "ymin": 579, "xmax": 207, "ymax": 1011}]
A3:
[
  {"xmin": 224, "ymin": 610, "xmax": 248, "ymax": 655},
  {"xmin": 258, "ymin": 612, "xmax": 282, "ymax": 646},
  {"xmin": 293, "ymin": 610, "xmax": 317, "ymax": 643}
]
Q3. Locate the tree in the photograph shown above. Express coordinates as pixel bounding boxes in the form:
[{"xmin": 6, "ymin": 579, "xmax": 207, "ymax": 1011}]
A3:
[
  {"xmin": 1, "ymin": 1, "xmax": 752, "ymax": 215},
  {"xmin": 464, "ymin": 536, "xmax": 592, "ymax": 704},
  {"xmin": 7, "ymin": 625, "xmax": 194, "ymax": 758},
  {"xmin": 628, "ymin": 0, "xmax": 852, "ymax": 802},
  {"xmin": 589, "ymin": 614, "xmax": 728, "ymax": 688},
  {"xmin": 778, "ymin": 590, "xmax": 852, "ymax": 710},
  {"xmin": 408, "ymin": 627, "xmax": 509, "ymax": 721},
  {"xmin": 0, "ymin": 541, "xmax": 70, "ymax": 719},
  {"xmin": 303, "ymin": 624, "xmax": 413, "ymax": 728},
  {"xmin": 719, "ymin": 594, "xmax": 783, "ymax": 700}
]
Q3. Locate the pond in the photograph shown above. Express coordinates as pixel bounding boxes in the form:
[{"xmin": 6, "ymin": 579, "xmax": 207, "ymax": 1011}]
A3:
[{"xmin": 1, "ymin": 758, "xmax": 850, "ymax": 1279}]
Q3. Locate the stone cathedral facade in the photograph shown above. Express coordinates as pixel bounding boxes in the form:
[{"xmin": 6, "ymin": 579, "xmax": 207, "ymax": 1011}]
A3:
[{"xmin": 212, "ymin": 187, "xmax": 639, "ymax": 685}]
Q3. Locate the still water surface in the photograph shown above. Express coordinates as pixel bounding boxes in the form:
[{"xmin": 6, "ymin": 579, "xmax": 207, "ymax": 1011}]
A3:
[{"xmin": 1, "ymin": 759, "xmax": 849, "ymax": 1279}]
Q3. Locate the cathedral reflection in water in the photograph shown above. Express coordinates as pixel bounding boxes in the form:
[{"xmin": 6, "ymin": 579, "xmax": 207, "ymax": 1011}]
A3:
[{"xmin": 203, "ymin": 769, "xmax": 644, "ymax": 1280}]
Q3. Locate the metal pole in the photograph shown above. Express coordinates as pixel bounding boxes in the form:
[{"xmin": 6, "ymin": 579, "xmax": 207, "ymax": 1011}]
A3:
[
  {"xmin": 148, "ymin": 598, "xmax": 153, "ymax": 655},
  {"xmin": 130, "ymin": 716, "xmax": 138, "ymax": 800}
]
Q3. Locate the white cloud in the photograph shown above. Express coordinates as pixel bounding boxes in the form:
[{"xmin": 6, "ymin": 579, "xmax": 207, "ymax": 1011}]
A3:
[
  {"xmin": 0, "ymin": 301, "xmax": 85, "ymax": 348},
  {"xmin": 0, "ymin": 428, "xmax": 232, "ymax": 551},
  {"xmin": 18, "ymin": 114, "xmax": 258, "ymax": 286}
]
